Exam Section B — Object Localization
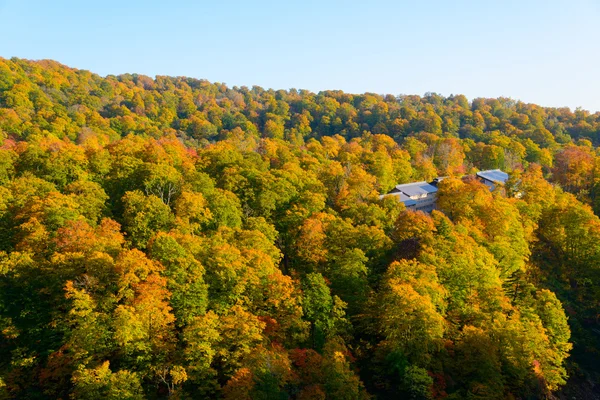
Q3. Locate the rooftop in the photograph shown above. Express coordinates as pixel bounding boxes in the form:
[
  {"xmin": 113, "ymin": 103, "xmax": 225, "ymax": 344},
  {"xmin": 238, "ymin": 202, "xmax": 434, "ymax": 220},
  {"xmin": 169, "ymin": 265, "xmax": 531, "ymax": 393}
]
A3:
[
  {"xmin": 393, "ymin": 181, "xmax": 438, "ymax": 198},
  {"xmin": 476, "ymin": 169, "xmax": 509, "ymax": 184}
]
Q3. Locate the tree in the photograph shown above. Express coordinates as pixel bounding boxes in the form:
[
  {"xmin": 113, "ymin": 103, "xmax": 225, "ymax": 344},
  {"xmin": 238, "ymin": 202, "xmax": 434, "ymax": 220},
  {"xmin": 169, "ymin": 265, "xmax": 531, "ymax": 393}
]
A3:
[
  {"xmin": 149, "ymin": 232, "xmax": 208, "ymax": 326},
  {"xmin": 552, "ymin": 145, "xmax": 594, "ymax": 193},
  {"xmin": 141, "ymin": 162, "xmax": 182, "ymax": 205},
  {"xmin": 70, "ymin": 362, "xmax": 144, "ymax": 400},
  {"xmin": 223, "ymin": 345, "xmax": 293, "ymax": 400},
  {"xmin": 375, "ymin": 260, "xmax": 446, "ymax": 362},
  {"xmin": 320, "ymin": 339, "xmax": 369, "ymax": 400},
  {"xmin": 173, "ymin": 190, "xmax": 213, "ymax": 234},
  {"xmin": 302, "ymin": 273, "xmax": 342, "ymax": 349},
  {"xmin": 65, "ymin": 180, "xmax": 109, "ymax": 225},
  {"xmin": 121, "ymin": 190, "xmax": 174, "ymax": 249}
]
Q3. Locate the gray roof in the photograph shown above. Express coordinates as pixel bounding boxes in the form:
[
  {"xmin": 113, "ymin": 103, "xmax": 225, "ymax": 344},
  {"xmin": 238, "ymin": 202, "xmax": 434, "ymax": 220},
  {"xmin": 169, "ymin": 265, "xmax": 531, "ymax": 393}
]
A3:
[
  {"xmin": 476, "ymin": 169, "xmax": 509, "ymax": 184},
  {"xmin": 393, "ymin": 181, "xmax": 438, "ymax": 197}
]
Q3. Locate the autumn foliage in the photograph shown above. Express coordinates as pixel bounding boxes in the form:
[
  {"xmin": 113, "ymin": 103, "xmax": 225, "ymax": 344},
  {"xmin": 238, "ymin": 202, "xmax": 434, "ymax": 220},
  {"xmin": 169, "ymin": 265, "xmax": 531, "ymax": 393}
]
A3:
[{"xmin": 0, "ymin": 57, "xmax": 599, "ymax": 399}]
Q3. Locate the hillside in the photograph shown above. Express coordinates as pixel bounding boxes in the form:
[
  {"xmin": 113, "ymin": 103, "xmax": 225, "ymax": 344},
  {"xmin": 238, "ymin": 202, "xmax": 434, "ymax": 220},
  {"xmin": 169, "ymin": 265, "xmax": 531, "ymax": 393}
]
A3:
[{"xmin": 0, "ymin": 57, "xmax": 599, "ymax": 399}]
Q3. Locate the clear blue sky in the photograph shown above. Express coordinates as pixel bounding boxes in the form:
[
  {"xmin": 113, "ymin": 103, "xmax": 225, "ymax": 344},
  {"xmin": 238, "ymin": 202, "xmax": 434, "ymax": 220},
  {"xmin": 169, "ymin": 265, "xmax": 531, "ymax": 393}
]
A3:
[{"xmin": 1, "ymin": 0, "xmax": 599, "ymax": 111}]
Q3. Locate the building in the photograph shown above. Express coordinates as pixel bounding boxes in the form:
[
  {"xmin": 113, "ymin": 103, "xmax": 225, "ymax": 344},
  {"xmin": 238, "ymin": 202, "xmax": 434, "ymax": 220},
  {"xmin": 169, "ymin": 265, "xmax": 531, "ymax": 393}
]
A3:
[
  {"xmin": 381, "ymin": 169, "xmax": 509, "ymax": 212},
  {"xmin": 386, "ymin": 181, "xmax": 438, "ymax": 212},
  {"xmin": 476, "ymin": 169, "xmax": 509, "ymax": 190}
]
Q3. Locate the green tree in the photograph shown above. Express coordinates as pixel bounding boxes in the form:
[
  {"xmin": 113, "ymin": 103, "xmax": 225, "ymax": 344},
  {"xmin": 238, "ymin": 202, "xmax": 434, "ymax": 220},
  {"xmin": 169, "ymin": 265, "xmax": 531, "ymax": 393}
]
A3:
[{"xmin": 121, "ymin": 190, "xmax": 174, "ymax": 249}]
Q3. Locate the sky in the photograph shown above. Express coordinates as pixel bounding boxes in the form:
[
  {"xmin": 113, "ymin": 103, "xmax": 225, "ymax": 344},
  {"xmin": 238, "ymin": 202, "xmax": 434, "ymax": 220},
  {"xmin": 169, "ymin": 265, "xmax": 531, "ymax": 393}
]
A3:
[{"xmin": 0, "ymin": 0, "xmax": 599, "ymax": 111}]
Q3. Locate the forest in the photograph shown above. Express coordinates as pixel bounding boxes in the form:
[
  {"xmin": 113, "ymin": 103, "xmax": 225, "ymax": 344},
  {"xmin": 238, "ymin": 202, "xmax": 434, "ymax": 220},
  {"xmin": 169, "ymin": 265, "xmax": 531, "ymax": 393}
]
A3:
[{"xmin": 0, "ymin": 57, "xmax": 599, "ymax": 399}]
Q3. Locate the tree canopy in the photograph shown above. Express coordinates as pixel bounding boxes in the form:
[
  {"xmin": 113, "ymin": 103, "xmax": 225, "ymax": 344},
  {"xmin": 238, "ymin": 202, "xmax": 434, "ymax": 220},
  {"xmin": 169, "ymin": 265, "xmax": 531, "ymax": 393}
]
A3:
[{"xmin": 0, "ymin": 57, "xmax": 599, "ymax": 399}]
